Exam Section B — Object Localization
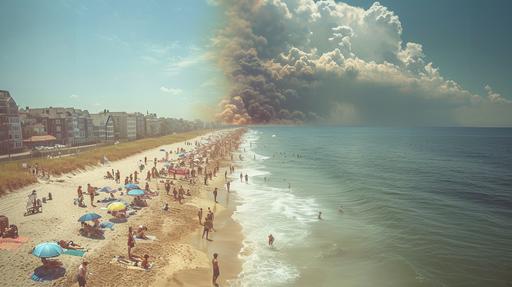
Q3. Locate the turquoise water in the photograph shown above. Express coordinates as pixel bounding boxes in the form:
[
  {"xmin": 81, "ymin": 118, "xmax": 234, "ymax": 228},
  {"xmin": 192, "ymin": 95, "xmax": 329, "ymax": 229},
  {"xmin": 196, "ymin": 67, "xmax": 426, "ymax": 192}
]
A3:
[{"xmin": 230, "ymin": 126, "xmax": 512, "ymax": 287}]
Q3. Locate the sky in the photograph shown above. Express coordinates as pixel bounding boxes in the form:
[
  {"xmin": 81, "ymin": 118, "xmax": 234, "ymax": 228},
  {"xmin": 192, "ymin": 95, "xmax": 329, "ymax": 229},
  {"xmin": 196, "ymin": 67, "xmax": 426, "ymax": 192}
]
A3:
[
  {"xmin": 0, "ymin": 0, "xmax": 511, "ymax": 125},
  {"xmin": 0, "ymin": 0, "xmax": 226, "ymax": 120}
]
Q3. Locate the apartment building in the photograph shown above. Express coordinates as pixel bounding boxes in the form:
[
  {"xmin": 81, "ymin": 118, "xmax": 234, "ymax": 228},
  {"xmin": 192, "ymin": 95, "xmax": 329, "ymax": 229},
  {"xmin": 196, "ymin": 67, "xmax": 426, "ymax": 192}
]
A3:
[{"xmin": 0, "ymin": 90, "xmax": 23, "ymax": 154}]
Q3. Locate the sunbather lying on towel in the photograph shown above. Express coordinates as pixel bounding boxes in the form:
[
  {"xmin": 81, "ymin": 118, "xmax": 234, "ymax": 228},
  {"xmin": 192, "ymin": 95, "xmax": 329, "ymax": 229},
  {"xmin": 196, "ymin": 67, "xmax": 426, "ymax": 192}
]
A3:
[{"xmin": 58, "ymin": 240, "xmax": 83, "ymax": 250}]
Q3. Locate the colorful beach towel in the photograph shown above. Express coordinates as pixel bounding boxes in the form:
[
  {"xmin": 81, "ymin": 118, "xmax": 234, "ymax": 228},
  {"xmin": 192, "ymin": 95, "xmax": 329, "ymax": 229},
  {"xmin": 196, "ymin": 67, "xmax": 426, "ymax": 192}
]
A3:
[
  {"xmin": 62, "ymin": 249, "xmax": 86, "ymax": 257},
  {"xmin": 100, "ymin": 221, "xmax": 115, "ymax": 230},
  {"xmin": 0, "ymin": 236, "xmax": 29, "ymax": 251}
]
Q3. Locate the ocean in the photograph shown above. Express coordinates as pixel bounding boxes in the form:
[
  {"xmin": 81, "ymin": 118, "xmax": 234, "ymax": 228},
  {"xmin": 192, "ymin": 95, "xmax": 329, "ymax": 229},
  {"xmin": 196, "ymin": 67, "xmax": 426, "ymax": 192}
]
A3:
[{"xmin": 228, "ymin": 126, "xmax": 512, "ymax": 287}]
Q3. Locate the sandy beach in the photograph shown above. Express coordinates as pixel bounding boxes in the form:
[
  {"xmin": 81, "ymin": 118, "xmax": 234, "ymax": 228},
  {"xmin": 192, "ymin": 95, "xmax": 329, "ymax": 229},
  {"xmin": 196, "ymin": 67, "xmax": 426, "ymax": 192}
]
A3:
[{"xmin": 0, "ymin": 128, "xmax": 246, "ymax": 287}]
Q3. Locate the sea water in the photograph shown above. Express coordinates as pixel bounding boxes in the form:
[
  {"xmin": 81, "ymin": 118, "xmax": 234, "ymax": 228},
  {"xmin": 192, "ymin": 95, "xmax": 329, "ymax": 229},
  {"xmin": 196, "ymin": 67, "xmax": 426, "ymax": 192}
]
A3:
[{"xmin": 229, "ymin": 126, "xmax": 512, "ymax": 287}]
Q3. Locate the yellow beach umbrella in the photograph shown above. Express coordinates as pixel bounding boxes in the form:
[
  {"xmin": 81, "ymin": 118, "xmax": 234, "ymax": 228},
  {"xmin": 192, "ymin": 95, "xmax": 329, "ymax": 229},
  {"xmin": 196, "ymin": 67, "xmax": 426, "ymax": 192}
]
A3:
[{"xmin": 107, "ymin": 202, "xmax": 126, "ymax": 212}]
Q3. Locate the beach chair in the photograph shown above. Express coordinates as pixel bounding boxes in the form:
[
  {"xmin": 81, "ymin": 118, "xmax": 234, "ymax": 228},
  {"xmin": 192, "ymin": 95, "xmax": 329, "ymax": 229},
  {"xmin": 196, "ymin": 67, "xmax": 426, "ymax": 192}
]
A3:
[{"xmin": 24, "ymin": 199, "xmax": 42, "ymax": 216}]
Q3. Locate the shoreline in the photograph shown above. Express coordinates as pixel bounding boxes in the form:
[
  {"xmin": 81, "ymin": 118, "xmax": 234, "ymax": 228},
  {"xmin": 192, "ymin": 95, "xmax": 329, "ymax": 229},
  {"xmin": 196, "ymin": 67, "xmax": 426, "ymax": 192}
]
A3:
[{"xmin": 0, "ymin": 128, "xmax": 246, "ymax": 286}]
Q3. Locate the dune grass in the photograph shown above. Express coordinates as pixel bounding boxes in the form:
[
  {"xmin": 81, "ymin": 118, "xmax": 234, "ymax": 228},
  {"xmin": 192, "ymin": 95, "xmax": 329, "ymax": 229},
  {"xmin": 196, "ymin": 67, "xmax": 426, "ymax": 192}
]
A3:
[{"xmin": 0, "ymin": 129, "xmax": 210, "ymax": 196}]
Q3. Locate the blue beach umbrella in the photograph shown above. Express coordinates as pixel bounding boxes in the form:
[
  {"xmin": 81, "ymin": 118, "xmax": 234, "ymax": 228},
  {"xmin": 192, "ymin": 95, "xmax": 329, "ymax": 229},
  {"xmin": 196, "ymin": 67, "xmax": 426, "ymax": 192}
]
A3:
[
  {"xmin": 98, "ymin": 186, "xmax": 116, "ymax": 193},
  {"xmin": 127, "ymin": 189, "xmax": 145, "ymax": 196},
  {"xmin": 125, "ymin": 183, "xmax": 139, "ymax": 190},
  {"xmin": 32, "ymin": 242, "xmax": 64, "ymax": 258},
  {"xmin": 78, "ymin": 212, "xmax": 102, "ymax": 222}
]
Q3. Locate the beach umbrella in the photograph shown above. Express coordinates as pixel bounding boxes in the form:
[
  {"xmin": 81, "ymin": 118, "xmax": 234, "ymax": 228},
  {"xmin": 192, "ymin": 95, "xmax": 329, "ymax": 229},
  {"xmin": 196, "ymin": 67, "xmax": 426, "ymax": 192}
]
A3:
[
  {"xmin": 98, "ymin": 186, "xmax": 116, "ymax": 193},
  {"xmin": 107, "ymin": 202, "xmax": 126, "ymax": 212},
  {"xmin": 127, "ymin": 189, "xmax": 145, "ymax": 196},
  {"xmin": 32, "ymin": 242, "xmax": 64, "ymax": 258},
  {"xmin": 124, "ymin": 183, "xmax": 139, "ymax": 190},
  {"xmin": 78, "ymin": 212, "xmax": 102, "ymax": 222}
]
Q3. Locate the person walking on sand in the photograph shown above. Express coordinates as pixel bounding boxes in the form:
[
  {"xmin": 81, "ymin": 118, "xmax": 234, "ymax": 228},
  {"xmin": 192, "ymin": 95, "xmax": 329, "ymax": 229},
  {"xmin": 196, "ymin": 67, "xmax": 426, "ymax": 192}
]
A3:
[
  {"xmin": 212, "ymin": 253, "xmax": 220, "ymax": 287},
  {"xmin": 213, "ymin": 187, "xmax": 218, "ymax": 203},
  {"xmin": 87, "ymin": 184, "xmax": 96, "ymax": 207},
  {"xmin": 268, "ymin": 234, "xmax": 275, "ymax": 247},
  {"xmin": 226, "ymin": 181, "xmax": 231, "ymax": 193},
  {"xmin": 202, "ymin": 218, "xmax": 211, "ymax": 240},
  {"xmin": 240, "ymin": 172, "xmax": 243, "ymax": 182},
  {"xmin": 127, "ymin": 226, "xmax": 135, "ymax": 259},
  {"xmin": 245, "ymin": 173, "xmax": 248, "ymax": 183},
  {"xmin": 77, "ymin": 260, "xmax": 88, "ymax": 287},
  {"xmin": 198, "ymin": 208, "xmax": 203, "ymax": 225}
]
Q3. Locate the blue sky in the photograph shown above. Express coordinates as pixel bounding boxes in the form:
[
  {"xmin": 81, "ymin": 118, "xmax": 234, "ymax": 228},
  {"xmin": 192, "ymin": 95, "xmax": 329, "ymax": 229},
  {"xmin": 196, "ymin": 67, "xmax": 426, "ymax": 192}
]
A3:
[
  {"xmin": 0, "ymin": 0, "xmax": 510, "ymax": 121},
  {"xmin": 0, "ymin": 0, "xmax": 226, "ymax": 119}
]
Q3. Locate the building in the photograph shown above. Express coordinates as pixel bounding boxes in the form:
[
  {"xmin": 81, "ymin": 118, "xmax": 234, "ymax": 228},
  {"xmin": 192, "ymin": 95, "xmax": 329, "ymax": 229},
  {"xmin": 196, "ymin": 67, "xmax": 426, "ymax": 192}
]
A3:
[
  {"xmin": 91, "ymin": 111, "xmax": 115, "ymax": 142},
  {"xmin": 145, "ymin": 113, "xmax": 161, "ymax": 137},
  {"xmin": 0, "ymin": 90, "xmax": 23, "ymax": 154},
  {"xmin": 109, "ymin": 112, "xmax": 137, "ymax": 140},
  {"xmin": 23, "ymin": 135, "xmax": 57, "ymax": 149},
  {"xmin": 22, "ymin": 107, "xmax": 96, "ymax": 146},
  {"xmin": 134, "ymin": 112, "xmax": 146, "ymax": 139}
]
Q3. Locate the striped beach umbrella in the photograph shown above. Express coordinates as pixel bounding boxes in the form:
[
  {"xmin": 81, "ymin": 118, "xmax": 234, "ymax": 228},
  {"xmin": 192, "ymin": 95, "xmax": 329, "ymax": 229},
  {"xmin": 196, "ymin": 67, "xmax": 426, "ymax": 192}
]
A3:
[{"xmin": 32, "ymin": 242, "xmax": 64, "ymax": 258}]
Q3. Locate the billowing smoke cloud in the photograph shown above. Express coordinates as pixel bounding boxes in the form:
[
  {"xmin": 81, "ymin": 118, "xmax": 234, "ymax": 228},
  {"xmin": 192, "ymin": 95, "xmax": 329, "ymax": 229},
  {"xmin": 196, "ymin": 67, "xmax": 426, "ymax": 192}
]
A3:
[{"xmin": 213, "ymin": 0, "xmax": 512, "ymax": 126}]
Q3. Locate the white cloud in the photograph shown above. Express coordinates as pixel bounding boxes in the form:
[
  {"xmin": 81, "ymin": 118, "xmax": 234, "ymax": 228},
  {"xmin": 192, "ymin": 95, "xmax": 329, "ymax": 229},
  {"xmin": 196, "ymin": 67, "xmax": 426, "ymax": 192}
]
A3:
[
  {"xmin": 160, "ymin": 86, "xmax": 183, "ymax": 96},
  {"xmin": 165, "ymin": 52, "xmax": 209, "ymax": 74},
  {"xmin": 70, "ymin": 94, "xmax": 80, "ymax": 99}
]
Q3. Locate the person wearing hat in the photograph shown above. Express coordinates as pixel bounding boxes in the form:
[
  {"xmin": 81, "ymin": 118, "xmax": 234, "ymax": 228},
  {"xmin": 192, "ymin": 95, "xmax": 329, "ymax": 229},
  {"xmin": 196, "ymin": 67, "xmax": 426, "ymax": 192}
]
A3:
[{"xmin": 77, "ymin": 260, "xmax": 88, "ymax": 287}]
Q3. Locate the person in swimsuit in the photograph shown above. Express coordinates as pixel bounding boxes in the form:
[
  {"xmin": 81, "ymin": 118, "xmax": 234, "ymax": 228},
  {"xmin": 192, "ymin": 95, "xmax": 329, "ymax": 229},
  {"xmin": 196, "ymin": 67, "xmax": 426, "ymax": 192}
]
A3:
[
  {"xmin": 127, "ymin": 226, "xmax": 135, "ymax": 259},
  {"xmin": 212, "ymin": 253, "xmax": 220, "ymax": 287},
  {"xmin": 268, "ymin": 234, "xmax": 275, "ymax": 247}
]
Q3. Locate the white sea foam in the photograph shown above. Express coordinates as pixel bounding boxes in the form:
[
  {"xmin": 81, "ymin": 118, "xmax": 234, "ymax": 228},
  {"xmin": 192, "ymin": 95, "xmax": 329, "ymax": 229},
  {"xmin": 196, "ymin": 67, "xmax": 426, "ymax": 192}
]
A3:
[{"xmin": 231, "ymin": 129, "xmax": 320, "ymax": 286}]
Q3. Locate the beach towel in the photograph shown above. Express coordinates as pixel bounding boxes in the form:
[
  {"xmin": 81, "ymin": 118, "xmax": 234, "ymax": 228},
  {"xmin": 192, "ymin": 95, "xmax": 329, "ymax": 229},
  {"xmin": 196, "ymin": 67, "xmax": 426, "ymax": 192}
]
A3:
[
  {"xmin": 62, "ymin": 249, "xmax": 86, "ymax": 257},
  {"xmin": 31, "ymin": 266, "xmax": 66, "ymax": 282},
  {"xmin": 134, "ymin": 235, "xmax": 157, "ymax": 243},
  {"xmin": 0, "ymin": 236, "xmax": 29, "ymax": 251},
  {"xmin": 100, "ymin": 221, "xmax": 115, "ymax": 230},
  {"xmin": 110, "ymin": 256, "xmax": 154, "ymax": 271}
]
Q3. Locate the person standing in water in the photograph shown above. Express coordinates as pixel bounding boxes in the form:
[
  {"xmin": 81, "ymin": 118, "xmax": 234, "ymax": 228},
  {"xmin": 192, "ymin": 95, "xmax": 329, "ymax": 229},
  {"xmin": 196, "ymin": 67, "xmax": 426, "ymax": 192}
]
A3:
[
  {"xmin": 198, "ymin": 208, "xmax": 203, "ymax": 225},
  {"xmin": 213, "ymin": 188, "xmax": 218, "ymax": 203},
  {"xmin": 212, "ymin": 253, "xmax": 220, "ymax": 287},
  {"xmin": 268, "ymin": 234, "xmax": 275, "ymax": 247},
  {"xmin": 318, "ymin": 211, "xmax": 322, "ymax": 220},
  {"xmin": 240, "ymin": 172, "xmax": 243, "ymax": 182},
  {"xmin": 245, "ymin": 173, "xmax": 248, "ymax": 183}
]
